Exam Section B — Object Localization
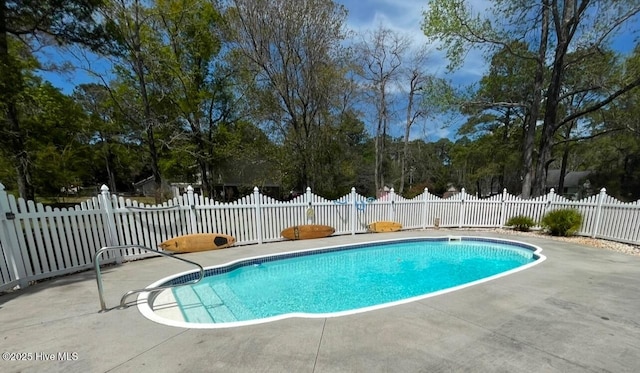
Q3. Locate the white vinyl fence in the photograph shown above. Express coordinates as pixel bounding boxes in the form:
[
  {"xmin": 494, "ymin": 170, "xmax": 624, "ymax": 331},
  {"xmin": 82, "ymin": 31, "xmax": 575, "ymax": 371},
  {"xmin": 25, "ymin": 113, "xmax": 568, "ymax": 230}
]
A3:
[{"xmin": 1, "ymin": 182, "xmax": 638, "ymax": 291}]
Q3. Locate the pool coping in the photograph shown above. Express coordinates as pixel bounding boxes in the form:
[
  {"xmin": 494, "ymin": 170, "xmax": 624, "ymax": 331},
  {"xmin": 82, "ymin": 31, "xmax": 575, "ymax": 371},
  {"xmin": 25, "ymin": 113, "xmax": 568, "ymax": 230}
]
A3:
[{"xmin": 137, "ymin": 235, "xmax": 547, "ymax": 329}]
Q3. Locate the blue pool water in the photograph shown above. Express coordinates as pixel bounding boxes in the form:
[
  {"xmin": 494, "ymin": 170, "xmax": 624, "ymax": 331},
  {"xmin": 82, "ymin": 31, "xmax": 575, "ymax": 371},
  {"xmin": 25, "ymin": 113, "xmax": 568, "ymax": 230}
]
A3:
[{"xmin": 164, "ymin": 238, "xmax": 541, "ymax": 326}]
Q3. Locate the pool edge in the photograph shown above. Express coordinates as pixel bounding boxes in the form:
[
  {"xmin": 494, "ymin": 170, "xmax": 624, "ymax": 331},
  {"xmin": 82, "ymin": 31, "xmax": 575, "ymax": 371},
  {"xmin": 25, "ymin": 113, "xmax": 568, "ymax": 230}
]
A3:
[{"xmin": 137, "ymin": 235, "xmax": 546, "ymax": 329}]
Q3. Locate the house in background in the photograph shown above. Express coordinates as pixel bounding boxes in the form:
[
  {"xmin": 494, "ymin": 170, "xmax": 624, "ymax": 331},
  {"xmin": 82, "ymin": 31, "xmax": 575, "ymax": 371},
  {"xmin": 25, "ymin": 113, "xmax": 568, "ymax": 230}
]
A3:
[
  {"xmin": 133, "ymin": 176, "xmax": 202, "ymax": 199},
  {"xmin": 442, "ymin": 184, "xmax": 459, "ymax": 199},
  {"xmin": 212, "ymin": 159, "xmax": 282, "ymax": 201},
  {"xmin": 133, "ymin": 158, "xmax": 281, "ymax": 201},
  {"xmin": 132, "ymin": 176, "xmax": 171, "ymax": 198},
  {"xmin": 169, "ymin": 182, "xmax": 203, "ymax": 198},
  {"xmin": 545, "ymin": 169, "xmax": 593, "ymax": 199}
]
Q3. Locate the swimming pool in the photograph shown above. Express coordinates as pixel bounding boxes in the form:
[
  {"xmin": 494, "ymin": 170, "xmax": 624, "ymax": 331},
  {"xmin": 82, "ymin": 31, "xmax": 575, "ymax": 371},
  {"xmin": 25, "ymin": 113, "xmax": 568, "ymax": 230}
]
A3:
[{"xmin": 138, "ymin": 236, "xmax": 545, "ymax": 328}]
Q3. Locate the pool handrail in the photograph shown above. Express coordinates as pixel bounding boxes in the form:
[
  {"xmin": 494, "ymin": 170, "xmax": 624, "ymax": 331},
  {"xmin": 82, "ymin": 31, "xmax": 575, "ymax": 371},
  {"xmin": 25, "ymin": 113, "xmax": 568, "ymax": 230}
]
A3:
[{"xmin": 94, "ymin": 244, "xmax": 204, "ymax": 312}]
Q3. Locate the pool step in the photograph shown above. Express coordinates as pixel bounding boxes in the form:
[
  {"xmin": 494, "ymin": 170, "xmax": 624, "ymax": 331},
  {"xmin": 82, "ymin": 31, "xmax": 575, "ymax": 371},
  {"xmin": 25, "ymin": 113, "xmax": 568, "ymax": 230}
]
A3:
[
  {"xmin": 172, "ymin": 285, "xmax": 238, "ymax": 323},
  {"xmin": 171, "ymin": 286, "xmax": 218, "ymax": 323},
  {"xmin": 173, "ymin": 283, "xmax": 256, "ymax": 323},
  {"xmin": 193, "ymin": 284, "xmax": 239, "ymax": 323},
  {"xmin": 209, "ymin": 283, "xmax": 255, "ymax": 321}
]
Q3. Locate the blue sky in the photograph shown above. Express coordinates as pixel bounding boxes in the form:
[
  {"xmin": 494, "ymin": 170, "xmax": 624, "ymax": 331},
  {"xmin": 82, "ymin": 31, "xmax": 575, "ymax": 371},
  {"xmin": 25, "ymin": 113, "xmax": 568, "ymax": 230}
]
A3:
[{"xmin": 39, "ymin": 0, "xmax": 638, "ymax": 142}]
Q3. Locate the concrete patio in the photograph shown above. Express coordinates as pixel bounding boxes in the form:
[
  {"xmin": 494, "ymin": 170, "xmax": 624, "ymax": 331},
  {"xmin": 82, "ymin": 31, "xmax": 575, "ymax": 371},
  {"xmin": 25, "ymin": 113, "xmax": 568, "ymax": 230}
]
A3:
[{"xmin": 1, "ymin": 230, "xmax": 639, "ymax": 372}]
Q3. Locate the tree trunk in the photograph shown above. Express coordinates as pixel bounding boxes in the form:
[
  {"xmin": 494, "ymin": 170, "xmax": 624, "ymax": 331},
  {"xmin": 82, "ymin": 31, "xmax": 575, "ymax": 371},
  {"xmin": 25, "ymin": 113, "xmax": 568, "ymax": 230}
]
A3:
[
  {"xmin": 532, "ymin": 0, "xmax": 577, "ymax": 197},
  {"xmin": 147, "ymin": 126, "xmax": 162, "ymax": 202},
  {"xmin": 13, "ymin": 141, "xmax": 35, "ymax": 200},
  {"xmin": 374, "ymin": 132, "xmax": 380, "ymax": 194},
  {"xmin": 557, "ymin": 120, "xmax": 575, "ymax": 197},
  {"xmin": 374, "ymin": 86, "xmax": 387, "ymax": 195},
  {"xmin": 380, "ymin": 115, "xmax": 387, "ymax": 190},
  {"xmin": 558, "ymin": 143, "xmax": 570, "ymax": 197},
  {"xmin": 520, "ymin": 0, "xmax": 549, "ymax": 199},
  {"xmin": 105, "ymin": 145, "xmax": 117, "ymax": 192},
  {"xmin": 132, "ymin": 3, "xmax": 162, "ymax": 203},
  {"xmin": 5, "ymin": 100, "xmax": 35, "ymax": 200},
  {"xmin": 400, "ymin": 76, "xmax": 417, "ymax": 195},
  {"xmin": 197, "ymin": 159, "xmax": 210, "ymax": 198}
]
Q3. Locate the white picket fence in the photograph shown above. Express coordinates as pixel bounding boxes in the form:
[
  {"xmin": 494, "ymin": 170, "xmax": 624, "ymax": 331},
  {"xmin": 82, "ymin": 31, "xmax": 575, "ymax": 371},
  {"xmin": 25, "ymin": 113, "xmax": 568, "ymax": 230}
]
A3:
[{"xmin": 1, "ymin": 182, "xmax": 639, "ymax": 292}]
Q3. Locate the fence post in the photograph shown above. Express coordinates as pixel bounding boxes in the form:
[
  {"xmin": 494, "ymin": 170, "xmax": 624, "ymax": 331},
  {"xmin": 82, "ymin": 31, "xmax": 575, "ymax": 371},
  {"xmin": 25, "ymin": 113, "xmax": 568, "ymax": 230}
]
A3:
[
  {"xmin": 99, "ymin": 185, "xmax": 122, "ymax": 263},
  {"xmin": 545, "ymin": 188, "xmax": 555, "ymax": 216},
  {"xmin": 350, "ymin": 187, "xmax": 357, "ymax": 235},
  {"xmin": 422, "ymin": 187, "xmax": 429, "ymax": 229},
  {"xmin": 304, "ymin": 187, "xmax": 314, "ymax": 225},
  {"xmin": 458, "ymin": 188, "xmax": 466, "ymax": 228},
  {"xmin": 0, "ymin": 183, "xmax": 29, "ymax": 289},
  {"xmin": 186, "ymin": 186, "xmax": 197, "ymax": 234},
  {"xmin": 253, "ymin": 187, "xmax": 263, "ymax": 244},
  {"xmin": 389, "ymin": 188, "xmax": 396, "ymax": 222},
  {"xmin": 592, "ymin": 187, "xmax": 606, "ymax": 238},
  {"xmin": 499, "ymin": 188, "xmax": 507, "ymax": 228}
]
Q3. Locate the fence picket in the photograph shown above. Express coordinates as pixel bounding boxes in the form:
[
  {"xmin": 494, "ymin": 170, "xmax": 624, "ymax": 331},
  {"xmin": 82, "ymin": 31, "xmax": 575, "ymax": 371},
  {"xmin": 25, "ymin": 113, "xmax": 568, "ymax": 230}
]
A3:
[
  {"xmin": 63, "ymin": 210, "xmax": 79, "ymax": 268},
  {"xmin": 42, "ymin": 206, "xmax": 62, "ymax": 272},
  {"xmin": 632, "ymin": 205, "xmax": 640, "ymax": 242},
  {"xmin": 622, "ymin": 205, "xmax": 634, "ymax": 241},
  {"xmin": 26, "ymin": 198, "xmax": 51, "ymax": 274},
  {"xmin": 88, "ymin": 199, "xmax": 107, "ymax": 259},
  {"xmin": 11, "ymin": 197, "xmax": 35, "ymax": 277},
  {"xmin": 77, "ymin": 202, "xmax": 93, "ymax": 267}
]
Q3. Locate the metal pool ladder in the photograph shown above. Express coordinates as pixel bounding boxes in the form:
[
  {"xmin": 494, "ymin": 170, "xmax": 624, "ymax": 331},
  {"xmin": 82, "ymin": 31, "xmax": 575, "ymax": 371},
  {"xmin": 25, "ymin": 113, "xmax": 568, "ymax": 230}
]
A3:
[{"xmin": 94, "ymin": 245, "xmax": 204, "ymax": 312}]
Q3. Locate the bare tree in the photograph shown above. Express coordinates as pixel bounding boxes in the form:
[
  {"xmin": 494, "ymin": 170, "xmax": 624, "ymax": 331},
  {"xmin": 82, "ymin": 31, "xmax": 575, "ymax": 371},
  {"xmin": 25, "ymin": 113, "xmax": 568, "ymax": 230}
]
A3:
[
  {"xmin": 355, "ymin": 25, "xmax": 410, "ymax": 194},
  {"xmin": 228, "ymin": 0, "xmax": 349, "ymax": 191},
  {"xmin": 399, "ymin": 46, "xmax": 432, "ymax": 194}
]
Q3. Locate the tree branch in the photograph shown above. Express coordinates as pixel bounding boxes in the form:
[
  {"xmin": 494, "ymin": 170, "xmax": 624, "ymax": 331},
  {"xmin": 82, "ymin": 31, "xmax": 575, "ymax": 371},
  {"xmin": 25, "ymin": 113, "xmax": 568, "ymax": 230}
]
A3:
[
  {"xmin": 463, "ymin": 101, "xmax": 528, "ymax": 109},
  {"xmin": 558, "ymin": 84, "xmax": 602, "ymax": 102},
  {"xmin": 553, "ymin": 126, "xmax": 624, "ymax": 146},
  {"xmin": 559, "ymin": 76, "xmax": 640, "ymax": 127}
]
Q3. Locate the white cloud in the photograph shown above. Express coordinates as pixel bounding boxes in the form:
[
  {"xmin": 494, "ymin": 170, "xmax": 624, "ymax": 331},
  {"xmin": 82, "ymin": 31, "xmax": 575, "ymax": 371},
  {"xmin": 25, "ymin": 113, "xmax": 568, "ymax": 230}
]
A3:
[
  {"xmin": 340, "ymin": 0, "xmax": 493, "ymax": 42},
  {"xmin": 340, "ymin": 0, "xmax": 431, "ymax": 55},
  {"xmin": 339, "ymin": 0, "xmax": 488, "ymax": 140},
  {"xmin": 340, "ymin": 0, "xmax": 491, "ymax": 84},
  {"xmin": 405, "ymin": 112, "xmax": 471, "ymax": 142}
]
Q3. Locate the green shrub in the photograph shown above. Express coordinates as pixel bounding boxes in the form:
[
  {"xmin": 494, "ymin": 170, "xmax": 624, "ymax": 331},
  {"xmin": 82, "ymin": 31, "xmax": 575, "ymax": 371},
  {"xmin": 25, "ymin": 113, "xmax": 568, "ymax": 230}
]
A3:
[
  {"xmin": 541, "ymin": 209, "xmax": 583, "ymax": 236},
  {"xmin": 505, "ymin": 215, "xmax": 536, "ymax": 232}
]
